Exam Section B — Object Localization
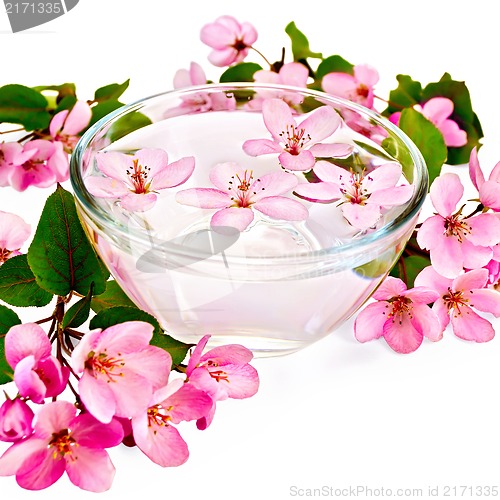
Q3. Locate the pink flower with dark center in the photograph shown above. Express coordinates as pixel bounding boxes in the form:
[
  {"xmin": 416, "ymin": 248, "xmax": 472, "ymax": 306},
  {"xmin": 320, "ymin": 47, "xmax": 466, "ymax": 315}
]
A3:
[
  {"xmin": 322, "ymin": 64, "xmax": 379, "ymax": 109},
  {"xmin": 416, "ymin": 173, "xmax": 500, "ymax": 278},
  {"xmin": 172, "ymin": 62, "xmax": 236, "ymax": 113},
  {"xmin": 85, "ymin": 148, "xmax": 195, "ymax": 212},
  {"xmin": 469, "ymin": 147, "xmax": 500, "ymax": 211},
  {"xmin": 200, "ymin": 15, "xmax": 257, "ymax": 67},
  {"xmin": 49, "ymin": 101, "xmax": 92, "ymax": 153},
  {"xmin": 176, "ymin": 161, "xmax": 308, "ymax": 231},
  {"xmin": 415, "ymin": 266, "xmax": 500, "ymax": 342},
  {"xmin": 5, "ymin": 323, "xmax": 69, "ymax": 404},
  {"xmin": 71, "ymin": 321, "xmax": 171, "ymax": 423},
  {"xmin": 0, "ymin": 210, "xmax": 30, "ymax": 264},
  {"xmin": 390, "ymin": 97, "xmax": 467, "ymax": 147},
  {"xmin": 294, "ymin": 161, "xmax": 413, "ymax": 230},
  {"xmin": 131, "ymin": 379, "xmax": 212, "ymax": 467},
  {"xmin": 0, "ymin": 398, "xmax": 34, "ymax": 443},
  {"xmin": 0, "ymin": 401, "xmax": 123, "ymax": 492},
  {"xmin": 243, "ymin": 98, "xmax": 351, "ymax": 171},
  {"xmin": 0, "ymin": 142, "xmax": 33, "ymax": 187},
  {"xmin": 354, "ymin": 276, "xmax": 442, "ymax": 354}
]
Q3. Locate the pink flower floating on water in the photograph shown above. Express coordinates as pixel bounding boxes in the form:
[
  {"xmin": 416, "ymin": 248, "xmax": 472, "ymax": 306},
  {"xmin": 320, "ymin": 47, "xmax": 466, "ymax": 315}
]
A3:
[
  {"xmin": 242, "ymin": 98, "xmax": 352, "ymax": 171},
  {"xmin": 71, "ymin": 321, "xmax": 171, "ymax": 424},
  {"xmin": 186, "ymin": 334, "xmax": 259, "ymax": 429},
  {"xmin": 176, "ymin": 161, "xmax": 308, "ymax": 231},
  {"xmin": 354, "ymin": 276, "xmax": 442, "ymax": 354},
  {"xmin": 322, "ymin": 64, "xmax": 379, "ymax": 109},
  {"xmin": 415, "ymin": 266, "xmax": 500, "ymax": 343},
  {"xmin": 5, "ymin": 323, "xmax": 69, "ymax": 404},
  {"xmin": 0, "ymin": 400, "xmax": 123, "ymax": 492},
  {"xmin": 294, "ymin": 161, "xmax": 413, "ymax": 230},
  {"xmin": 200, "ymin": 15, "xmax": 257, "ymax": 67},
  {"xmin": 0, "ymin": 210, "xmax": 30, "ymax": 264},
  {"xmin": 469, "ymin": 146, "xmax": 500, "ymax": 211},
  {"xmin": 390, "ymin": 97, "xmax": 467, "ymax": 148},
  {"xmin": 416, "ymin": 172, "xmax": 500, "ymax": 279},
  {"xmin": 49, "ymin": 100, "xmax": 92, "ymax": 153},
  {"xmin": 86, "ymin": 148, "xmax": 195, "ymax": 212}
]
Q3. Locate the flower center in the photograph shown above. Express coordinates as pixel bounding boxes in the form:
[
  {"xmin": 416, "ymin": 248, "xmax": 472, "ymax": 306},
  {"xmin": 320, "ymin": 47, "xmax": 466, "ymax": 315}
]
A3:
[
  {"xmin": 279, "ymin": 125, "xmax": 311, "ymax": 155},
  {"xmin": 204, "ymin": 359, "xmax": 230, "ymax": 383},
  {"xmin": 147, "ymin": 404, "xmax": 173, "ymax": 430},
  {"xmin": 0, "ymin": 247, "xmax": 13, "ymax": 264},
  {"xmin": 49, "ymin": 428, "xmax": 78, "ymax": 459},
  {"xmin": 338, "ymin": 171, "xmax": 371, "ymax": 205},
  {"xmin": 22, "ymin": 160, "xmax": 44, "ymax": 172},
  {"xmin": 232, "ymin": 38, "xmax": 248, "ymax": 52},
  {"xmin": 84, "ymin": 350, "xmax": 125, "ymax": 382},
  {"xmin": 385, "ymin": 295, "xmax": 413, "ymax": 323},
  {"xmin": 444, "ymin": 214, "xmax": 471, "ymax": 242},
  {"xmin": 228, "ymin": 170, "xmax": 255, "ymax": 208},
  {"xmin": 443, "ymin": 288, "xmax": 469, "ymax": 316},
  {"xmin": 356, "ymin": 84, "xmax": 369, "ymax": 98},
  {"xmin": 126, "ymin": 159, "xmax": 152, "ymax": 194}
]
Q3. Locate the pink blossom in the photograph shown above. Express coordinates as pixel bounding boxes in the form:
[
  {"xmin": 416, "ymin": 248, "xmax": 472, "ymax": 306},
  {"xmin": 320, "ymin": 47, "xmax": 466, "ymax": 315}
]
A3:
[
  {"xmin": 294, "ymin": 161, "xmax": 413, "ymax": 230},
  {"xmin": 5, "ymin": 323, "xmax": 69, "ymax": 404},
  {"xmin": 6, "ymin": 139, "xmax": 68, "ymax": 191},
  {"xmin": 176, "ymin": 161, "xmax": 309, "ymax": 231},
  {"xmin": 172, "ymin": 62, "xmax": 236, "ymax": 113},
  {"xmin": 390, "ymin": 97, "xmax": 467, "ymax": 147},
  {"xmin": 322, "ymin": 64, "xmax": 379, "ymax": 109},
  {"xmin": 200, "ymin": 15, "xmax": 257, "ymax": 67},
  {"xmin": 415, "ymin": 266, "xmax": 500, "ymax": 342},
  {"xmin": 0, "ymin": 142, "xmax": 32, "ymax": 187},
  {"xmin": 416, "ymin": 173, "xmax": 500, "ymax": 278},
  {"xmin": 85, "ymin": 148, "xmax": 195, "ymax": 212},
  {"xmin": 483, "ymin": 244, "xmax": 500, "ymax": 287},
  {"xmin": 50, "ymin": 100, "xmax": 92, "ymax": 153},
  {"xmin": 131, "ymin": 379, "xmax": 212, "ymax": 467},
  {"xmin": 0, "ymin": 210, "xmax": 30, "ymax": 264},
  {"xmin": 354, "ymin": 276, "xmax": 442, "ymax": 354},
  {"xmin": 246, "ymin": 62, "xmax": 310, "ymax": 109},
  {"xmin": 71, "ymin": 321, "xmax": 171, "ymax": 423},
  {"xmin": 469, "ymin": 147, "xmax": 500, "ymax": 211},
  {"xmin": 185, "ymin": 335, "xmax": 259, "ymax": 428},
  {"xmin": 0, "ymin": 398, "xmax": 34, "ymax": 442},
  {"xmin": 0, "ymin": 401, "xmax": 123, "ymax": 492},
  {"xmin": 242, "ymin": 98, "xmax": 351, "ymax": 171}
]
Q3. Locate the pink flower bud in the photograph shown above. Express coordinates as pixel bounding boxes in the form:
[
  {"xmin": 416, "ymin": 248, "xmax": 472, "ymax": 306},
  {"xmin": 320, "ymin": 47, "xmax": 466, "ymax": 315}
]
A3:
[{"xmin": 0, "ymin": 398, "xmax": 34, "ymax": 442}]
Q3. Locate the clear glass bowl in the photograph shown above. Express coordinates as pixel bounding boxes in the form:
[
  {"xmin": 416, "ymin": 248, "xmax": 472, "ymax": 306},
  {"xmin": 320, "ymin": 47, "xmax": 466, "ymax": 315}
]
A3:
[{"xmin": 70, "ymin": 83, "xmax": 428, "ymax": 356}]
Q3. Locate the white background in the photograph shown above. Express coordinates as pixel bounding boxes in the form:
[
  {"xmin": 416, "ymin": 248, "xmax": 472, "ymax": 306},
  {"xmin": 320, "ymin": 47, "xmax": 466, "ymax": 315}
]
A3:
[{"xmin": 1, "ymin": 1, "xmax": 500, "ymax": 499}]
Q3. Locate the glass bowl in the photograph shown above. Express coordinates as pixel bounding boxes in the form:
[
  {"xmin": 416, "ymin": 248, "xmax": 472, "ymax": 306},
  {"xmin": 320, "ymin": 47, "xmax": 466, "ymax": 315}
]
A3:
[{"xmin": 70, "ymin": 83, "xmax": 428, "ymax": 357}]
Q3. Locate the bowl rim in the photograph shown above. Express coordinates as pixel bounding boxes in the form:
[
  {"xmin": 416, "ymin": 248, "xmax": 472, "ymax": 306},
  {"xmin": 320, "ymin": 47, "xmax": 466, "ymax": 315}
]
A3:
[{"xmin": 70, "ymin": 82, "xmax": 428, "ymax": 263}]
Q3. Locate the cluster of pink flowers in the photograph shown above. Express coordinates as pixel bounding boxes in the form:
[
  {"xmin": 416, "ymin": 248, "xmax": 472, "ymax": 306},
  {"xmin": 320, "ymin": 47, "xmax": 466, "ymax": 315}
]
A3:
[
  {"xmin": 0, "ymin": 101, "xmax": 91, "ymax": 191},
  {"xmin": 0, "ymin": 324, "xmax": 258, "ymax": 491}
]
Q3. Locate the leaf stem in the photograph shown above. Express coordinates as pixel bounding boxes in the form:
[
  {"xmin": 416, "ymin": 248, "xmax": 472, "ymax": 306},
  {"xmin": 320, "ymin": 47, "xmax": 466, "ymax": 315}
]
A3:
[{"xmin": 250, "ymin": 45, "xmax": 273, "ymax": 68}]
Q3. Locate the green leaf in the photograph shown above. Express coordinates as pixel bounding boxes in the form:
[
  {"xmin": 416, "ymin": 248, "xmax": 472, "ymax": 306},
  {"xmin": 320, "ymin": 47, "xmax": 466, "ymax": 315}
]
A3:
[
  {"xmin": 383, "ymin": 75, "xmax": 422, "ymax": 116},
  {"xmin": 0, "ymin": 255, "xmax": 53, "ymax": 307},
  {"xmin": 0, "ymin": 305, "xmax": 21, "ymax": 385},
  {"xmin": 285, "ymin": 22, "xmax": 322, "ymax": 61},
  {"xmin": 390, "ymin": 254, "xmax": 431, "ymax": 288},
  {"xmin": 422, "ymin": 74, "xmax": 483, "ymax": 165},
  {"xmin": 27, "ymin": 185, "xmax": 107, "ymax": 297},
  {"xmin": 33, "ymin": 83, "xmax": 77, "ymax": 99},
  {"xmin": 88, "ymin": 100, "xmax": 124, "ymax": 128},
  {"xmin": 89, "ymin": 306, "xmax": 192, "ymax": 366},
  {"xmin": 381, "ymin": 135, "xmax": 415, "ymax": 183},
  {"xmin": 398, "ymin": 108, "xmax": 448, "ymax": 185},
  {"xmin": 62, "ymin": 283, "xmax": 94, "ymax": 329},
  {"xmin": 55, "ymin": 95, "xmax": 78, "ymax": 114},
  {"xmin": 0, "ymin": 84, "xmax": 50, "ymax": 130},
  {"xmin": 94, "ymin": 80, "xmax": 130, "ymax": 102},
  {"xmin": 90, "ymin": 280, "xmax": 136, "ymax": 313},
  {"xmin": 316, "ymin": 55, "xmax": 354, "ymax": 80},
  {"xmin": 107, "ymin": 111, "xmax": 152, "ymax": 142},
  {"xmin": 219, "ymin": 62, "xmax": 263, "ymax": 83}
]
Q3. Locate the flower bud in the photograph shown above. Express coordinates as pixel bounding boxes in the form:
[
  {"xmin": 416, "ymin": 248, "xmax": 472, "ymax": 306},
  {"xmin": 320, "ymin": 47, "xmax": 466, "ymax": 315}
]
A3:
[{"xmin": 0, "ymin": 397, "xmax": 34, "ymax": 442}]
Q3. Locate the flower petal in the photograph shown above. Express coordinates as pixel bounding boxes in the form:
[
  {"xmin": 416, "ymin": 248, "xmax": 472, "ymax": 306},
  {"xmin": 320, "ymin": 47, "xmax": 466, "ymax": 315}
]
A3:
[
  {"xmin": 66, "ymin": 446, "xmax": 116, "ymax": 492},
  {"xmin": 411, "ymin": 303, "xmax": 443, "ymax": 342},
  {"xmin": 176, "ymin": 188, "xmax": 230, "ymax": 208},
  {"xmin": 298, "ymin": 105, "xmax": 341, "ymax": 143},
  {"xmin": 211, "ymin": 207, "xmax": 254, "ymax": 231},
  {"xmin": 467, "ymin": 213, "xmax": 500, "ymax": 246},
  {"xmin": 79, "ymin": 374, "xmax": 116, "ymax": 424},
  {"xmin": 451, "ymin": 307, "xmax": 495, "ymax": 342},
  {"xmin": 478, "ymin": 181, "xmax": 500, "ymax": 211},
  {"xmin": 62, "ymin": 101, "xmax": 91, "ymax": 136},
  {"xmin": 250, "ymin": 171, "xmax": 298, "ymax": 199},
  {"xmin": 414, "ymin": 266, "xmax": 452, "ymax": 296},
  {"xmin": 5, "ymin": 323, "xmax": 52, "ymax": 368},
  {"xmin": 152, "ymin": 156, "xmax": 195, "ymax": 189},
  {"xmin": 438, "ymin": 119, "xmax": 467, "ymax": 147},
  {"xmin": 429, "ymin": 233, "xmax": 464, "ymax": 279},
  {"xmin": 341, "ymin": 203, "xmax": 381, "ymax": 230},
  {"xmin": 421, "ymin": 97, "xmax": 454, "ymax": 125},
  {"xmin": 135, "ymin": 148, "xmax": 169, "ymax": 178},
  {"xmin": 164, "ymin": 384, "xmax": 213, "ymax": 424},
  {"xmin": 368, "ymin": 184, "xmax": 413, "ymax": 206},
  {"xmin": 383, "ymin": 314, "xmax": 424, "ymax": 354},
  {"xmin": 262, "ymin": 98, "xmax": 296, "ymax": 141},
  {"xmin": 294, "ymin": 181, "xmax": 342, "ymax": 202},
  {"xmin": 85, "ymin": 176, "xmax": 129, "ymax": 198},
  {"xmin": 209, "ymin": 162, "xmax": 248, "ymax": 190},
  {"xmin": 308, "ymin": 143, "xmax": 353, "ymax": 158},
  {"xmin": 16, "ymin": 447, "xmax": 65, "ymax": 490},
  {"xmin": 0, "ymin": 438, "xmax": 47, "ymax": 476},
  {"xmin": 71, "ymin": 413, "xmax": 124, "ymax": 449},
  {"xmin": 254, "ymin": 196, "xmax": 308, "ymax": 221},
  {"xmin": 416, "ymin": 215, "xmax": 445, "ymax": 251},
  {"xmin": 373, "ymin": 277, "xmax": 407, "ymax": 300},
  {"xmin": 120, "ymin": 193, "xmax": 157, "ymax": 212},
  {"xmin": 465, "ymin": 289, "xmax": 500, "ymax": 317},
  {"xmin": 429, "ymin": 173, "xmax": 463, "ymax": 216},
  {"xmin": 461, "ymin": 240, "xmax": 493, "ymax": 270},
  {"xmin": 279, "ymin": 150, "xmax": 315, "ymax": 171},
  {"xmin": 468, "ymin": 147, "xmax": 485, "ymax": 191},
  {"xmin": 353, "ymin": 301, "xmax": 389, "ymax": 342},
  {"xmin": 242, "ymin": 138, "xmax": 282, "ymax": 157},
  {"xmin": 95, "ymin": 151, "xmax": 132, "ymax": 183}
]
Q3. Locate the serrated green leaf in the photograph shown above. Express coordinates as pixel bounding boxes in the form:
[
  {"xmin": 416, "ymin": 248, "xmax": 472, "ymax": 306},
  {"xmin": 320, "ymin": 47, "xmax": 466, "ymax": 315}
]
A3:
[
  {"xmin": 383, "ymin": 75, "xmax": 422, "ymax": 116},
  {"xmin": 62, "ymin": 283, "xmax": 94, "ymax": 329},
  {"xmin": 90, "ymin": 280, "xmax": 136, "ymax": 313},
  {"xmin": 94, "ymin": 80, "xmax": 130, "ymax": 102},
  {"xmin": 0, "ymin": 84, "xmax": 50, "ymax": 130},
  {"xmin": 219, "ymin": 62, "xmax": 263, "ymax": 83},
  {"xmin": 27, "ymin": 185, "xmax": 107, "ymax": 297},
  {"xmin": 0, "ymin": 305, "xmax": 21, "ymax": 385},
  {"xmin": 316, "ymin": 55, "xmax": 354, "ymax": 80},
  {"xmin": 398, "ymin": 108, "xmax": 447, "ymax": 185},
  {"xmin": 0, "ymin": 255, "xmax": 53, "ymax": 307},
  {"xmin": 107, "ymin": 111, "xmax": 152, "ymax": 142},
  {"xmin": 88, "ymin": 100, "xmax": 124, "ymax": 128},
  {"xmin": 285, "ymin": 22, "xmax": 322, "ymax": 61},
  {"xmin": 89, "ymin": 306, "xmax": 192, "ymax": 366}
]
